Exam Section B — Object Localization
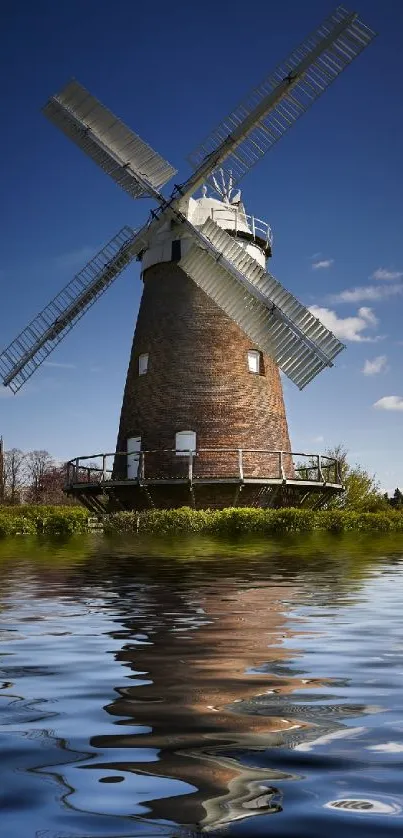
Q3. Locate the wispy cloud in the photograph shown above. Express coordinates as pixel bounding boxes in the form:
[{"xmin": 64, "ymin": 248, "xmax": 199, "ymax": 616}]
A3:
[
  {"xmin": 312, "ymin": 259, "xmax": 334, "ymax": 270},
  {"xmin": 367, "ymin": 743, "xmax": 403, "ymax": 753},
  {"xmin": 43, "ymin": 361, "xmax": 76, "ymax": 369},
  {"xmin": 372, "ymin": 267, "xmax": 403, "ymax": 281},
  {"xmin": 374, "ymin": 396, "xmax": 403, "ymax": 412},
  {"xmin": 309, "ymin": 305, "xmax": 380, "ymax": 342},
  {"xmin": 329, "ymin": 284, "xmax": 403, "ymax": 304},
  {"xmin": 363, "ymin": 355, "xmax": 388, "ymax": 376},
  {"xmin": 53, "ymin": 246, "xmax": 95, "ymax": 272}
]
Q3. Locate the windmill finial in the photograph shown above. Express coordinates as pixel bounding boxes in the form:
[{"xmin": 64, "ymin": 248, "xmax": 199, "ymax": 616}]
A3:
[{"xmin": 201, "ymin": 184, "xmax": 207, "ymax": 197}]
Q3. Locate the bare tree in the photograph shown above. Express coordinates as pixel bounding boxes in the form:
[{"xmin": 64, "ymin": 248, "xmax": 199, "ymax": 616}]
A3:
[
  {"xmin": 39, "ymin": 462, "xmax": 78, "ymax": 505},
  {"xmin": 3, "ymin": 448, "xmax": 26, "ymax": 505},
  {"xmin": 0, "ymin": 437, "xmax": 4, "ymax": 503},
  {"xmin": 25, "ymin": 450, "xmax": 55, "ymax": 504}
]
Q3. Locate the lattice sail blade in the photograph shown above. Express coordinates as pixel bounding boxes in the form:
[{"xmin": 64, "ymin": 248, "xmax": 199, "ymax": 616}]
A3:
[
  {"xmin": 43, "ymin": 80, "xmax": 177, "ymax": 199},
  {"xmin": 201, "ymin": 218, "xmax": 344, "ymax": 365},
  {"xmin": 186, "ymin": 6, "xmax": 376, "ymax": 193},
  {"xmin": 0, "ymin": 227, "xmax": 142, "ymax": 394},
  {"xmin": 179, "ymin": 219, "xmax": 344, "ymax": 389}
]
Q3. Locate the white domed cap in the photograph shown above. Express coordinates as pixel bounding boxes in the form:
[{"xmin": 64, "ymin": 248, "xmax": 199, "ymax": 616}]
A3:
[{"xmin": 188, "ymin": 194, "xmax": 251, "ymax": 236}]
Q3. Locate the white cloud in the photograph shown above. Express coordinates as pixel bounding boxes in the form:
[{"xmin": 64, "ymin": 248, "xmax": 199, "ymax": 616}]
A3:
[
  {"xmin": 309, "ymin": 305, "xmax": 380, "ymax": 342},
  {"xmin": 329, "ymin": 284, "xmax": 403, "ymax": 304},
  {"xmin": 312, "ymin": 259, "xmax": 334, "ymax": 270},
  {"xmin": 372, "ymin": 268, "xmax": 403, "ymax": 281},
  {"xmin": 43, "ymin": 361, "xmax": 76, "ymax": 369},
  {"xmin": 362, "ymin": 355, "xmax": 388, "ymax": 376},
  {"xmin": 367, "ymin": 742, "xmax": 403, "ymax": 753},
  {"xmin": 374, "ymin": 396, "xmax": 403, "ymax": 412}
]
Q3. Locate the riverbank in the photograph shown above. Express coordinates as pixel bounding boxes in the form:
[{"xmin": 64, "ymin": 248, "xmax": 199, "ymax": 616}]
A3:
[{"xmin": 1, "ymin": 505, "xmax": 403, "ymax": 536}]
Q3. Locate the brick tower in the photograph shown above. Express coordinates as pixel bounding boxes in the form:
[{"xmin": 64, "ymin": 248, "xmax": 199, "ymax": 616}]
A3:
[{"xmin": 115, "ymin": 193, "xmax": 293, "ymax": 499}]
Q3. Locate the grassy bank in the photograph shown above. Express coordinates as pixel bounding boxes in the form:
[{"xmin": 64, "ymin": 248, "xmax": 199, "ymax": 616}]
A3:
[
  {"xmin": 103, "ymin": 507, "xmax": 403, "ymax": 535},
  {"xmin": 1, "ymin": 506, "xmax": 403, "ymax": 537}
]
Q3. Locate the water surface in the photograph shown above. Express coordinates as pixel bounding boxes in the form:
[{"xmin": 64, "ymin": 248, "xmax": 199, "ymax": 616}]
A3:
[{"xmin": 0, "ymin": 534, "xmax": 402, "ymax": 837}]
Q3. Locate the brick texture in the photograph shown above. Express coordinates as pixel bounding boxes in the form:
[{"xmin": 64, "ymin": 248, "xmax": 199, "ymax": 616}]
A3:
[{"xmin": 115, "ymin": 261, "xmax": 292, "ymax": 482}]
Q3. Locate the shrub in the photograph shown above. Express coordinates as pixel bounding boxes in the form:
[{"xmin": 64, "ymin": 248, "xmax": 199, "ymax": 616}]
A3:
[
  {"xmin": 104, "ymin": 511, "xmax": 139, "ymax": 535},
  {"xmin": 207, "ymin": 508, "xmax": 265, "ymax": 534},
  {"xmin": 141, "ymin": 508, "xmax": 212, "ymax": 534},
  {"xmin": 42, "ymin": 511, "xmax": 89, "ymax": 536},
  {"xmin": 263, "ymin": 508, "xmax": 314, "ymax": 534},
  {"xmin": 0, "ymin": 505, "xmax": 89, "ymax": 537},
  {"xmin": 316, "ymin": 510, "xmax": 358, "ymax": 533},
  {"xmin": 0, "ymin": 513, "xmax": 36, "ymax": 536},
  {"xmin": 0, "ymin": 514, "xmax": 12, "ymax": 537}
]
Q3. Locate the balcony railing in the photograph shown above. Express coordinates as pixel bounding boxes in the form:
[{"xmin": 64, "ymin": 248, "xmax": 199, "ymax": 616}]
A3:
[
  {"xmin": 65, "ymin": 448, "xmax": 342, "ymax": 487},
  {"xmin": 210, "ymin": 207, "xmax": 273, "ymax": 250}
]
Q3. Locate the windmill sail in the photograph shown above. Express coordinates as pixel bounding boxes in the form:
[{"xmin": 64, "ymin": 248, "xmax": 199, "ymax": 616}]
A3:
[
  {"xmin": 43, "ymin": 80, "xmax": 177, "ymax": 199},
  {"xmin": 0, "ymin": 227, "xmax": 141, "ymax": 393},
  {"xmin": 180, "ymin": 219, "xmax": 344, "ymax": 389},
  {"xmin": 186, "ymin": 6, "xmax": 376, "ymax": 194}
]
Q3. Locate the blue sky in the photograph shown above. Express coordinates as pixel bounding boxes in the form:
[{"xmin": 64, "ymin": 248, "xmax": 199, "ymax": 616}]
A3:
[{"xmin": 1, "ymin": 0, "xmax": 402, "ymax": 492}]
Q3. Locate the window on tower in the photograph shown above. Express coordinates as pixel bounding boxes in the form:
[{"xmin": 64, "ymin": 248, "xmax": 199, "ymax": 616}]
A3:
[
  {"xmin": 247, "ymin": 349, "xmax": 262, "ymax": 374},
  {"xmin": 138, "ymin": 353, "xmax": 149, "ymax": 375},
  {"xmin": 175, "ymin": 430, "xmax": 196, "ymax": 456},
  {"xmin": 171, "ymin": 240, "xmax": 181, "ymax": 262}
]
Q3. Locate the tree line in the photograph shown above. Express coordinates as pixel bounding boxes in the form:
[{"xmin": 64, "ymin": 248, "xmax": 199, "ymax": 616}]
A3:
[{"xmin": 0, "ymin": 448, "xmax": 75, "ymax": 506}]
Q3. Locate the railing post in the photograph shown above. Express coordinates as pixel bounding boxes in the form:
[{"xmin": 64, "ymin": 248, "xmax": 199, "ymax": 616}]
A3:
[
  {"xmin": 238, "ymin": 448, "xmax": 244, "ymax": 481},
  {"xmin": 102, "ymin": 455, "xmax": 106, "ymax": 482},
  {"xmin": 139, "ymin": 451, "xmax": 145, "ymax": 481},
  {"xmin": 188, "ymin": 450, "xmax": 193, "ymax": 483},
  {"xmin": 318, "ymin": 454, "xmax": 324, "ymax": 483},
  {"xmin": 279, "ymin": 451, "xmax": 286, "ymax": 481},
  {"xmin": 75, "ymin": 458, "xmax": 79, "ymax": 483}
]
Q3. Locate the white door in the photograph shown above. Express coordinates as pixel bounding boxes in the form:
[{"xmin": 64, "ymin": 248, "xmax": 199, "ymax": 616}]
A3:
[
  {"xmin": 127, "ymin": 436, "xmax": 141, "ymax": 479},
  {"xmin": 175, "ymin": 430, "xmax": 196, "ymax": 456}
]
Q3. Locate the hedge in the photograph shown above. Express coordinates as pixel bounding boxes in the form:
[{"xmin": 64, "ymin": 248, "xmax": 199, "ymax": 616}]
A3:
[
  {"xmin": 103, "ymin": 507, "xmax": 403, "ymax": 536},
  {"xmin": 1, "ymin": 505, "xmax": 403, "ymax": 538},
  {"xmin": 0, "ymin": 506, "xmax": 89, "ymax": 536}
]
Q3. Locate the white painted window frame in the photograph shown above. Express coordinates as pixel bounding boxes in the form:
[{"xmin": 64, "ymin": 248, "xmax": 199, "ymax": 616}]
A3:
[
  {"xmin": 138, "ymin": 353, "xmax": 149, "ymax": 376},
  {"xmin": 247, "ymin": 349, "xmax": 261, "ymax": 374}
]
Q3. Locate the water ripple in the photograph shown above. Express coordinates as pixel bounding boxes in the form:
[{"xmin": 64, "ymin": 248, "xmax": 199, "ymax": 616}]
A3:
[{"xmin": 0, "ymin": 540, "xmax": 402, "ymax": 837}]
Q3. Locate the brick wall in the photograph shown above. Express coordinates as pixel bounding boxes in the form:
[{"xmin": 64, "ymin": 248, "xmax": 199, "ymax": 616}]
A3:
[{"xmin": 116, "ymin": 261, "xmax": 292, "ymax": 480}]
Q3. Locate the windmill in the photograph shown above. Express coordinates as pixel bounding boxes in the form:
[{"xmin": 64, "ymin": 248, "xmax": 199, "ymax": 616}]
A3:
[{"xmin": 0, "ymin": 6, "xmax": 376, "ymax": 512}]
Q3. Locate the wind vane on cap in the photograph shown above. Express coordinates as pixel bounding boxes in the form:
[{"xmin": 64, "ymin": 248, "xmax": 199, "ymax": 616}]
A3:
[{"xmin": 210, "ymin": 169, "xmax": 241, "ymax": 204}]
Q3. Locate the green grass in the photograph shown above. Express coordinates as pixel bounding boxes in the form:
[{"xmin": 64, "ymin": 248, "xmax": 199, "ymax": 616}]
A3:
[
  {"xmin": 103, "ymin": 507, "xmax": 403, "ymax": 535},
  {"xmin": 1, "ymin": 505, "xmax": 403, "ymax": 538}
]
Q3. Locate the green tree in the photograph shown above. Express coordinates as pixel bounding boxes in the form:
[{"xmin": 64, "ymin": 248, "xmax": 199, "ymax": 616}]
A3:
[
  {"xmin": 325, "ymin": 445, "xmax": 388, "ymax": 512},
  {"xmin": 392, "ymin": 487, "xmax": 403, "ymax": 508}
]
